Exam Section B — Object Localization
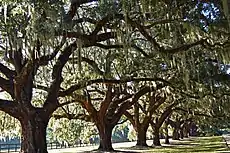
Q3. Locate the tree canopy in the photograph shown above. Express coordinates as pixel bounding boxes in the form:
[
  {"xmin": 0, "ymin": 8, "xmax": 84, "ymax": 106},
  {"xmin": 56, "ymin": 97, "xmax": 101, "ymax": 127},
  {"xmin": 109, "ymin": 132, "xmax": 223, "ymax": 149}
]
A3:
[{"xmin": 0, "ymin": 0, "xmax": 230, "ymax": 152}]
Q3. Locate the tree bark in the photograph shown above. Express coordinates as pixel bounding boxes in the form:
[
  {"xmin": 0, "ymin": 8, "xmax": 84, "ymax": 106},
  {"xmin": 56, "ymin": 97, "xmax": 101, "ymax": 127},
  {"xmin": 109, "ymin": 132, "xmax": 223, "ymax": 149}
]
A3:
[
  {"xmin": 97, "ymin": 124, "xmax": 114, "ymax": 151},
  {"xmin": 19, "ymin": 111, "xmax": 49, "ymax": 153},
  {"xmin": 164, "ymin": 126, "xmax": 170, "ymax": 144},
  {"xmin": 153, "ymin": 127, "xmax": 161, "ymax": 146},
  {"xmin": 172, "ymin": 127, "xmax": 180, "ymax": 140},
  {"xmin": 136, "ymin": 127, "xmax": 148, "ymax": 146},
  {"xmin": 183, "ymin": 122, "xmax": 189, "ymax": 138},
  {"xmin": 180, "ymin": 128, "xmax": 184, "ymax": 139}
]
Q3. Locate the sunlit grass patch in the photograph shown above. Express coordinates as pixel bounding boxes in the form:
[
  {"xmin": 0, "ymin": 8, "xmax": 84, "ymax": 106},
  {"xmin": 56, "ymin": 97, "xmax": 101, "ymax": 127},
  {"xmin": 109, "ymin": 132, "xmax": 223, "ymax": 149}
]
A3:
[
  {"xmin": 53, "ymin": 136, "xmax": 229, "ymax": 153},
  {"xmin": 147, "ymin": 136, "xmax": 229, "ymax": 153}
]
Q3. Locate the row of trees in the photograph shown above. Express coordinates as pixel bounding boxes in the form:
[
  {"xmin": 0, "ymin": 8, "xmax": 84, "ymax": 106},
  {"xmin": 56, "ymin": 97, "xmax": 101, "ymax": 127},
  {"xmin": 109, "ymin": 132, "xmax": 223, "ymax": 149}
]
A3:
[{"xmin": 0, "ymin": 0, "xmax": 230, "ymax": 152}]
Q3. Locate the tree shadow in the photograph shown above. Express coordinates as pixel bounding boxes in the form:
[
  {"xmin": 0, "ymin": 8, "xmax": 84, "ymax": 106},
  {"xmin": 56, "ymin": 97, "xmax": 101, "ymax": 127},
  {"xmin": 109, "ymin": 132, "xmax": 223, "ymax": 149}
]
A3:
[{"xmin": 79, "ymin": 149, "xmax": 141, "ymax": 153}]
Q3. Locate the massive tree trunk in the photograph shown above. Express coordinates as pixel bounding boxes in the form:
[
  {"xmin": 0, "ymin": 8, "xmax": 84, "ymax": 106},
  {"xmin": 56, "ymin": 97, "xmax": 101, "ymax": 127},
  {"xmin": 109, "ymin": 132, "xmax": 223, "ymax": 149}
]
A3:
[
  {"xmin": 153, "ymin": 127, "xmax": 161, "ymax": 146},
  {"xmin": 19, "ymin": 110, "xmax": 49, "ymax": 153},
  {"xmin": 136, "ymin": 127, "xmax": 148, "ymax": 146},
  {"xmin": 97, "ymin": 123, "xmax": 114, "ymax": 151}
]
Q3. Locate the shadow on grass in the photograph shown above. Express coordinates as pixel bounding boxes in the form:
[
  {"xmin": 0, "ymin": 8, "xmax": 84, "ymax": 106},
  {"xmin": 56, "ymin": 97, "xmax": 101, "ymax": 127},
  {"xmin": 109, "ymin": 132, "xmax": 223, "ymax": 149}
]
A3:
[
  {"xmin": 146, "ymin": 136, "xmax": 229, "ymax": 153},
  {"xmin": 79, "ymin": 149, "xmax": 140, "ymax": 153},
  {"xmin": 65, "ymin": 136, "xmax": 229, "ymax": 153}
]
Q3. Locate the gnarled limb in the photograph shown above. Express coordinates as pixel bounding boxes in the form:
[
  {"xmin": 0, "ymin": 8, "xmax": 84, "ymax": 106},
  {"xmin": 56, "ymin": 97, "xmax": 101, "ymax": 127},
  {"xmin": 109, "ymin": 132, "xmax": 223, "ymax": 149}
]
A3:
[
  {"xmin": 0, "ymin": 99, "xmax": 19, "ymax": 118},
  {"xmin": 13, "ymin": 60, "xmax": 34, "ymax": 102},
  {"xmin": 0, "ymin": 63, "xmax": 16, "ymax": 79},
  {"xmin": 99, "ymin": 86, "xmax": 112, "ymax": 119},
  {"xmin": 44, "ymin": 42, "xmax": 77, "ymax": 113},
  {"xmin": 60, "ymin": 77, "xmax": 169, "ymax": 97}
]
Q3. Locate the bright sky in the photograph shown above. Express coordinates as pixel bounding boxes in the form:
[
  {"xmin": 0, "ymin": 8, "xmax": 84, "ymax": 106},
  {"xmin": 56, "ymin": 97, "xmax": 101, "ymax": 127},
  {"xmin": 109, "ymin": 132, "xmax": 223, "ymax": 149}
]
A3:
[{"xmin": 227, "ymin": 68, "xmax": 230, "ymax": 74}]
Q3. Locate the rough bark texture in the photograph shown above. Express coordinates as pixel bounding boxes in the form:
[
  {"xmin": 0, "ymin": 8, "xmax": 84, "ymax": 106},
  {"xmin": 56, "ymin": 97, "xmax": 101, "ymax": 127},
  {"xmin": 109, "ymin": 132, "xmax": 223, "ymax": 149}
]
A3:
[
  {"xmin": 153, "ymin": 127, "xmax": 161, "ymax": 146},
  {"xmin": 19, "ymin": 110, "xmax": 49, "ymax": 153},
  {"xmin": 97, "ymin": 124, "xmax": 114, "ymax": 151},
  {"xmin": 136, "ymin": 127, "xmax": 148, "ymax": 146}
]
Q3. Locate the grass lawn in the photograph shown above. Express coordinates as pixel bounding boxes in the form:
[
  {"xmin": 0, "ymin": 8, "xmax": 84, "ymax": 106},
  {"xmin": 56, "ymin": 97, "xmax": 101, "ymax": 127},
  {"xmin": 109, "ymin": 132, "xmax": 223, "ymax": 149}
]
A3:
[
  {"xmin": 49, "ymin": 136, "xmax": 229, "ymax": 153},
  {"xmin": 145, "ymin": 136, "xmax": 229, "ymax": 153}
]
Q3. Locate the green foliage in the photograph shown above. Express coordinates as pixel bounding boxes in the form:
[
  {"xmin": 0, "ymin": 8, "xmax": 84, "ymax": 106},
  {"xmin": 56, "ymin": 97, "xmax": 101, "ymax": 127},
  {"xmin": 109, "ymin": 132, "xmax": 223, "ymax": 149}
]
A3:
[
  {"xmin": 48, "ymin": 118, "xmax": 94, "ymax": 145},
  {"xmin": 112, "ymin": 122, "xmax": 129, "ymax": 142},
  {"xmin": 1, "ymin": 0, "xmax": 230, "ymax": 147},
  {"xmin": 0, "ymin": 111, "xmax": 20, "ymax": 138}
]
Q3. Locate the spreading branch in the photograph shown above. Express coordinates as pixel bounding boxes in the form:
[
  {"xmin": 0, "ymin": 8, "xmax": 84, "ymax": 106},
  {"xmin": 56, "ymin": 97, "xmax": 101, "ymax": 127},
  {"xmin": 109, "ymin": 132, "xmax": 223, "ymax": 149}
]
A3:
[
  {"xmin": 0, "ymin": 63, "xmax": 16, "ymax": 79},
  {"xmin": 127, "ymin": 16, "xmax": 230, "ymax": 54},
  {"xmin": 37, "ymin": 38, "xmax": 66, "ymax": 66},
  {"xmin": 0, "ymin": 99, "xmax": 19, "ymax": 118},
  {"xmin": 148, "ymin": 94, "xmax": 166, "ymax": 113},
  {"xmin": 59, "ymin": 77, "xmax": 170, "ymax": 97},
  {"xmin": 112, "ymin": 86, "xmax": 159, "ymax": 125},
  {"xmin": 156, "ymin": 102, "xmax": 177, "ymax": 129},
  {"xmin": 44, "ymin": 42, "xmax": 77, "ymax": 112},
  {"xmin": 99, "ymin": 85, "xmax": 112, "ymax": 119},
  {"xmin": 124, "ymin": 111, "xmax": 135, "ymax": 127}
]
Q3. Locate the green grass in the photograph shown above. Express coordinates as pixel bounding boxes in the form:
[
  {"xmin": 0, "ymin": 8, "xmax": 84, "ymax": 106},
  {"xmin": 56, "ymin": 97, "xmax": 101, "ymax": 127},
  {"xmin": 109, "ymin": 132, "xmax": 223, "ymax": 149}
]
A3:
[
  {"xmin": 146, "ymin": 136, "xmax": 229, "ymax": 153},
  {"xmin": 50, "ymin": 136, "xmax": 229, "ymax": 153}
]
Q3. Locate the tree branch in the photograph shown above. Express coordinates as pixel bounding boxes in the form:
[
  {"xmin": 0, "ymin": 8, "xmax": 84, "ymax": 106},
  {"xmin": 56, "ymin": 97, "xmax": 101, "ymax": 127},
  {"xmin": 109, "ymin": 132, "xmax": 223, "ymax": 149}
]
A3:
[
  {"xmin": 37, "ymin": 38, "xmax": 66, "ymax": 66},
  {"xmin": 111, "ymin": 86, "xmax": 157, "ymax": 126},
  {"xmin": 93, "ymin": 43, "xmax": 149, "ymax": 57},
  {"xmin": 156, "ymin": 101, "xmax": 179, "ymax": 129},
  {"xmin": 111, "ymin": 100, "xmax": 132, "ymax": 125},
  {"xmin": 99, "ymin": 85, "xmax": 112, "ymax": 119},
  {"xmin": 80, "ymin": 90, "xmax": 98, "ymax": 121},
  {"xmin": 127, "ymin": 16, "xmax": 161, "ymax": 51},
  {"xmin": 110, "ymin": 94, "xmax": 133, "ymax": 110},
  {"xmin": 69, "ymin": 57, "xmax": 104, "ymax": 75},
  {"xmin": 59, "ymin": 31, "xmax": 116, "ymax": 43},
  {"xmin": 59, "ymin": 77, "xmax": 170, "ymax": 97},
  {"xmin": 0, "ymin": 77, "xmax": 14, "ymax": 97},
  {"xmin": 117, "ymin": 118, "xmax": 128, "ymax": 125},
  {"xmin": 73, "ymin": 17, "xmax": 97, "ymax": 25},
  {"xmin": 127, "ymin": 16, "xmax": 230, "ymax": 54},
  {"xmin": 0, "ymin": 63, "xmax": 16, "ymax": 79},
  {"xmin": 124, "ymin": 111, "xmax": 135, "ymax": 127},
  {"xmin": 148, "ymin": 95, "xmax": 166, "ymax": 114},
  {"xmin": 138, "ymin": 103, "xmax": 148, "ymax": 115},
  {"xmin": 52, "ymin": 113, "xmax": 91, "ymax": 122},
  {"xmin": 67, "ymin": 0, "xmax": 98, "ymax": 19},
  {"xmin": 0, "ymin": 99, "xmax": 19, "ymax": 118},
  {"xmin": 44, "ymin": 42, "xmax": 77, "ymax": 113}
]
